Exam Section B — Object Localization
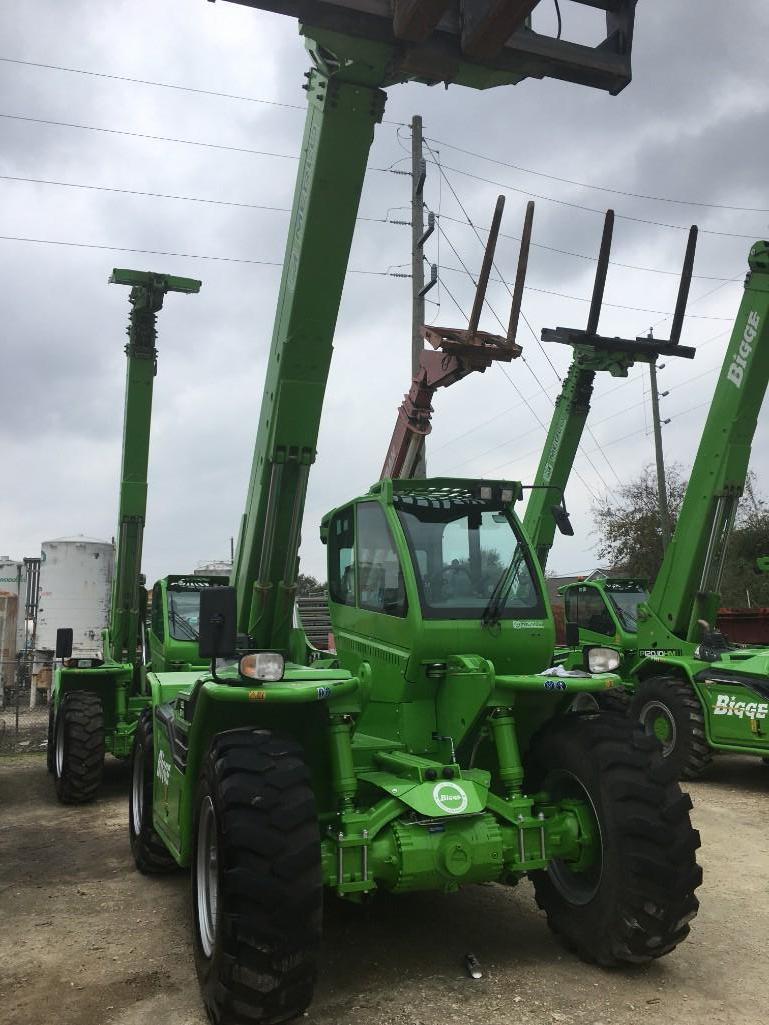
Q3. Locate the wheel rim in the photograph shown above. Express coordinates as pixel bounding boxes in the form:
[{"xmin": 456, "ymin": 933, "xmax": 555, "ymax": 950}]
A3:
[
  {"xmin": 54, "ymin": 708, "xmax": 65, "ymax": 778},
  {"xmin": 196, "ymin": 796, "xmax": 219, "ymax": 959},
  {"xmin": 131, "ymin": 746, "xmax": 144, "ymax": 836},
  {"xmin": 546, "ymin": 770, "xmax": 603, "ymax": 906},
  {"xmin": 639, "ymin": 699, "xmax": 677, "ymax": 757}
]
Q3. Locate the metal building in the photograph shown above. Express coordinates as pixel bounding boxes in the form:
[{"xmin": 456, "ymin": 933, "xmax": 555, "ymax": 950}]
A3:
[
  {"xmin": 0, "ymin": 558, "xmax": 27, "ymax": 650},
  {"xmin": 0, "ymin": 592, "xmax": 18, "ymax": 705},
  {"xmin": 36, "ymin": 537, "xmax": 114, "ymax": 656}
]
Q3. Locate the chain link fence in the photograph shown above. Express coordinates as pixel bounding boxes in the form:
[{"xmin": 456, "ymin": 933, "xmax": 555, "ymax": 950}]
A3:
[{"xmin": 0, "ymin": 653, "xmax": 51, "ymax": 756}]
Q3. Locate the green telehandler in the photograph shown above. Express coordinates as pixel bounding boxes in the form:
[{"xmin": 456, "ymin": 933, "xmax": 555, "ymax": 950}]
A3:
[
  {"xmin": 124, "ymin": 5, "xmax": 700, "ymax": 1024},
  {"xmin": 558, "ymin": 241, "xmax": 769, "ymax": 781},
  {"xmin": 48, "ymin": 269, "xmax": 230, "ymax": 803}
]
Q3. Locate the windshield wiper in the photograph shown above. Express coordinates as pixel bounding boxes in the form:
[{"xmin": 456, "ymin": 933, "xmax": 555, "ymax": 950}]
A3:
[{"xmin": 481, "ymin": 548, "xmax": 524, "ymax": 628}]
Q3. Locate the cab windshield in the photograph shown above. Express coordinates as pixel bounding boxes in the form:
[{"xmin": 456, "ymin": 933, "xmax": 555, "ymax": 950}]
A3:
[
  {"xmin": 168, "ymin": 590, "xmax": 201, "ymax": 641},
  {"xmin": 395, "ymin": 498, "xmax": 544, "ymax": 621},
  {"xmin": 607, "ymin": 589, "xmax": 649, "ymax": 632}
]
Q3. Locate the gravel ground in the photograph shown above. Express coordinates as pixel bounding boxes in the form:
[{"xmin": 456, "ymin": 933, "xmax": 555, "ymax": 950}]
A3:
[{"xmin": 0, "ymin": 753, "xmax": 767, "ymax": 1025}]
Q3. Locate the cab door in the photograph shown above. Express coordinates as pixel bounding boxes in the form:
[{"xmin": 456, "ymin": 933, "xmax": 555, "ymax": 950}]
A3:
[
  {"xmin": 565, "ymin": 584, "xmax": 620, "ymax": 648},
  {"xmin": 147, "ymin": 581, "xmax": 168, "ymax": 672}
]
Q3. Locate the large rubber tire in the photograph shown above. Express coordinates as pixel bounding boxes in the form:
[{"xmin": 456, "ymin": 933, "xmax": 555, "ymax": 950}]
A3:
[
  {"xmin": 54, "ymin": 691, "xmax": 105, "ymax": 804},
  {"xmin": 46, "ymin": 699, "xmax": 56, "ymax": 773},
  {"xmin": 594, "ymin": 685, "xmax": 633, "ymax": 716},
  {"xmin": 629, "ymin": 676, "xmax": 712, "ymax": 781},
  {"xmin": 525, "ymin": 713, "xmax": 702, "ymax": 966},
  {"xmin": 191, "ymin": 729, "xmax": 322, "ymax": 1025},
  {"xmin": 129, "ymin": 711, "xmax": 178, "ymax": 874}
]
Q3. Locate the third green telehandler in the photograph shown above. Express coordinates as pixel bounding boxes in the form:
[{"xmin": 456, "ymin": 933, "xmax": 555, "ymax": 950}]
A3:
[{"xmin": 559, "ymin": 241, "xmax": 769, "ymax": 780}]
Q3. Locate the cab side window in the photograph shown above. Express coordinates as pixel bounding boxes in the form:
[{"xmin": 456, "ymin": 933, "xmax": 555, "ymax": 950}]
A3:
[
  {"xmin": 356, "ymin": 503, "xmax": 407, "ymax": 617},
  {"xmin": 329, "ymin": 508, "xmax": 355, "ymax": 607},
  {"xmin": 151, "ymin": 582, "xmax": 164, "ymax": 641},
  {"xmin": 570, "ymin": 587, "xmax": 614, "ymax": 636}
]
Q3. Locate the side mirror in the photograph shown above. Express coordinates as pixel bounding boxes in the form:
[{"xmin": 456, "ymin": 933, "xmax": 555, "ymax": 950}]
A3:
[
  {"xmin": 552, "ymin": 503, "xmax": 574, "ymax": 537},
  {"xmin": 198, "ymin": 587, "xmax": 237, "ymax": 660},
  {"xmin": 565, "ymin": 621, "xmax": 579, "ymax": 647},
  {"xmin": 55, "ymin": 627, "xmax": 73, "ymax": 659}
]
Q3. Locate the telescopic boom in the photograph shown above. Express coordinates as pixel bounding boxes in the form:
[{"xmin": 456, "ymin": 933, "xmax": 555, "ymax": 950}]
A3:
[
  {"xmin": 107, "ymin": 269, "xmax": 201, "ymax": 664},
  {"xmin": 643, "ymin": 242, "xmax": 769, "ymax": 643}
]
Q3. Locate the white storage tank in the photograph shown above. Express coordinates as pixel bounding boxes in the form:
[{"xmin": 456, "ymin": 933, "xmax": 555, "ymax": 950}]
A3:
[
  {"xmin": 194, "ymin": 561, "xmax": 232, "ymax": 577},
  {"xmin": 37, "ymin": 537, "xmax": 114, "ymax": 656}
]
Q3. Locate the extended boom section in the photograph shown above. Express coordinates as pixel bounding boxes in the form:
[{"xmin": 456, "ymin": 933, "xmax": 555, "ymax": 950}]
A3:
[
  {"xmin": 231, "ymin": 53, "xmax": 386, "ymax": 648},
  {"xmin": 108, "ymin": 270, "xmax": 202, "ymax": 664},
  {"xmin": 644, "ymin": 242, "xmax": 769, "ymax": 643}
]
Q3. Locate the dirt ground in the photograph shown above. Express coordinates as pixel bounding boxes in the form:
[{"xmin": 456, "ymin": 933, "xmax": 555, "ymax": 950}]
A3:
[{"xmin": 0, "ymin": 754, "xmax": 767, "ymax": 1025}]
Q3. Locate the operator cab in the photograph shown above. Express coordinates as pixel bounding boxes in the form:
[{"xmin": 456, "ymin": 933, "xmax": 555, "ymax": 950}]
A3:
[
  {"xmin": 322, "ymin": 478, "xmax": 554, "ymax": 682},
  {"xmin": 147, "ymin": 574, "xmax": 229, "ymax": 672},
  {"xmin": 562, "ymin": 578, "xmax": 648, "ymax": 647}
]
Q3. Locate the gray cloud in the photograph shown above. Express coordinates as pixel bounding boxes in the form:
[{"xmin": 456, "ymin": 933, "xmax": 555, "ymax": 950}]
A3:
[{"xmin": 1, "ymin": 0, "xmax": 767, "ymax": 583}]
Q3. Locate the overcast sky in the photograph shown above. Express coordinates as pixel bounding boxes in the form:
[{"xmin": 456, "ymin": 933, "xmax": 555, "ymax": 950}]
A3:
[{"xmin": 1, "ymin": 1, "xmax": 768, "ymax": 585}]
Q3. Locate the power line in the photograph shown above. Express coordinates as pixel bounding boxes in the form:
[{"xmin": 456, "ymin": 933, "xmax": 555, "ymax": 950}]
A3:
[
  {"xmin": 0, "ymin": 55, "xmax": 408, "ymax": 126},
  {"xmin": 433, "ymin": 327, "xmax": 731, "ymax": 464},
  {"xmin": 425, "ymin": 134, "xmax": 769, "ymax": 215},
  {"xmin": 0, "ymin": 55, "xmax": 305, "ymax": 109},
  {"xmin": 428, "ymin": 155, "xmax": 622, "ymax": 496},
  {"xmin": 0, "ymin": 110, "xmax": 410, "ymax": 173},
  {"xmin": 436, "ymin": 253, "xmax": 603, "ymax": 501},
  {"xmin": 0, "ymin": 173, "xmax": 388, "ymax": 223},
  {"xmin": 639, "ymin": 278, "xmax": 738, "ymax": 335},
  {"xmin": 0, "ymin": 232, "xmax": 407, "ymax": 274},
  {"xmin": 0, "ymin": 111, "xmax": 299, "ymax": 160},
  {"xmin": 424, "ymin": 138, "xmax": 561, "ymax": 381},
  {"xmin": 438, "ymin": 263, "xmax": 735, "ymax": 321},
  {"xmin": 438, "ymin": 211, "xmax": 740, "ymax": 282},
  {"xmin": 4, "ymin": 105, "xmax": 765, "ymax": 242},
  {"xmin": 7, "ymin": 104, "xmax": 763, "ymax": 244},
  {"xmin": 414, "ymin": 163, "xmax": 769, "ymax": 241}
]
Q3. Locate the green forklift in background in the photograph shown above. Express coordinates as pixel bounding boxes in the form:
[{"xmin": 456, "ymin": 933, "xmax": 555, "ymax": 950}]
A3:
[
  {"xmin": 559, "ymin": 240, "xmax": 769, "ymax": 780},
  {"xmin": 49, "ymin": 269, "xmax": 230, "ymax": 803},
  {"xmin": 125, "ymin": 6, "xmax": 701, "ymax": 1025}
]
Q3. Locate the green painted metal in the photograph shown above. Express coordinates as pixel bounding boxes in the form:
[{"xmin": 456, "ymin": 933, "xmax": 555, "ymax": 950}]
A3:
[
  {"xmin": 147, "ymin": 574, "xmax": 228, "ymax": 673},
  {"xmin": 52, "ymin": 271, "xmax": 201, "ymax": 758},
  {"xmin": 107, "ymin": 270, "xmax": 201, "ymax": 665},
  {"xmin": 230, "ymin": 46, "xmax": 386, "ymax": 647},
  {"xmin": 147, "ymin": 469, "xmax": 622, "ymax": 900},
  {"xmin": 123, "ymin": 15, "xmax": 701, "ymax": 1013},
  {"xmin": 523, "ymin": 337, "xmax": 689, "ymax": 569},
  {"xmin": 523, "ymin": 349, "xmax": 639, "ymax": 568},
  {"xmin": 646, "ymin": 242, "xmax": 769, "ymax": 643},
  {"xmin": 559, "ymin": 243, "xmax": 769, "ymax": 760}
]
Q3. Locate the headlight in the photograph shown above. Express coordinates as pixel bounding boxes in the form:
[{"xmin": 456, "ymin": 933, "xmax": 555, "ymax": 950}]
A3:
[
  {"xmin": 239, "ymin": 652, "xmax": 285, "ymax": 682},
  {"xmin": 587, "ymin": 647, "xmax": 620, "ymax": 674}
]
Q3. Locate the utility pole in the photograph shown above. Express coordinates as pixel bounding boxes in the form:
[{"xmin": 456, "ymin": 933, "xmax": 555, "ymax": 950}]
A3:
[
  {"xmin": 648, "ymin": 331, "xmax": 672, "ymax": 550},
  {"xmin": 411, "ymin": 114, "xmax": 426, "ymax": 477},
  {"xmin": 411, "ymin": 115, "xmax": 426, "ymax": 381}
]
